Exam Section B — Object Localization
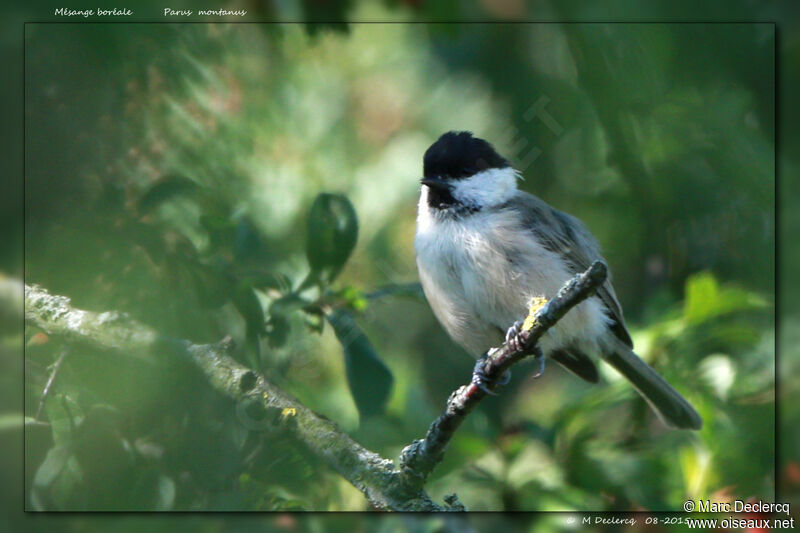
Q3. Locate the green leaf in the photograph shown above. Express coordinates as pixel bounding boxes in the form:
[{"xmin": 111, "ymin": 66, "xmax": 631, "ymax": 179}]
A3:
[
  {"xmin": 233, "ymin": 286, "xmax": 266, "ymax": 337},
  {"xmin": 680, "ymin": 443, "xmax": 714, "ymax": 500},
  {"xmin": 327, "ymin": 310, "xmax": 393, "ymax": 419},
  {"xmin": 155, "ymin": 475, "xmax": 176, "ymax": 511},
  {"xmin": 683, "ymin": 272, "xmax": 768, "ymax": 326},
  {"xmin": 44, "ymin": 395, "xmax": 82, "ymax": 447},
  {"xmin": 305, "ymin": 193, "xmax": 358, "ymax": 286},
  {"xmin": 33, "ymin": 446, "xmax": 72, "ymax": 488},
  {"xmin": 338, "ymin": 286, "xmax": 368, "ymax": 312}
]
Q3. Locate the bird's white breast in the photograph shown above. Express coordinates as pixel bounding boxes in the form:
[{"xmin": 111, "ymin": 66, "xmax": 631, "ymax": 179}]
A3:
[{"xmin": 415, "ymin": 189, "xmax": 609, "ymax": 357}]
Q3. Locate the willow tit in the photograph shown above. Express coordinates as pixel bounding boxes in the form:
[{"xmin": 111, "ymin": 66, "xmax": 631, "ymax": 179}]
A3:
[{"xmin": 414, "ymin": 131, "xmax": 701, "ymax": 430}]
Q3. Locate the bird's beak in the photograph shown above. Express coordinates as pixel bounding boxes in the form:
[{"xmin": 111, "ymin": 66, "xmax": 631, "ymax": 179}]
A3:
[{"xmin": 420, "ymin": 176, "xmax": 450, "ymax": 191}]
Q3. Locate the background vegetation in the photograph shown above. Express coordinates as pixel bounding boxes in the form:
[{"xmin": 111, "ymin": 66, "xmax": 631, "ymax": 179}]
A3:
[{"xmin": 2, "ymin": 0, "xmax": 786, "ymax": 526}]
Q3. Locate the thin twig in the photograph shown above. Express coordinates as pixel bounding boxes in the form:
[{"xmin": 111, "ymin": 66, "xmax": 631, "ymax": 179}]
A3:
[{"xmin": 35, "ymin": 348, "xmax": 68, "ymax": 420}]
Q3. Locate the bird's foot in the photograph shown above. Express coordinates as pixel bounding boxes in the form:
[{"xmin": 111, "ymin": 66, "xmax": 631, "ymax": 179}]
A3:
[
  {"xmin": 472, "ymin": 353, "xmax": 511, "ymax": 395},
  {"xmin": 505, "ymin": 321, "xmax": 531, "ymax": 354},
  {"xmin": 530, "ymin": 345, "xmax": 546, "ymax": 379}
]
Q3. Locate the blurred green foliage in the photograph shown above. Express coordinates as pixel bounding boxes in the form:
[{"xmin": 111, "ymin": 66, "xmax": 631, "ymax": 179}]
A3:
[{"xmin": 15, "ymin": 11, "xmax": 776, "ymax": 515}]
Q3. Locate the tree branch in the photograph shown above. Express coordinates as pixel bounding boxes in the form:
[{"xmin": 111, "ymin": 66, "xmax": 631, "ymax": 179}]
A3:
[
  {"xmin": 398, "ymin": 261, "xmax": 608, "ymax": 483},
  {"xmin": 14, "ymin": 261, "xmax": 606, "ymax": 510},
  {"xmin": 21, "ymin": 282, "xmax": 441, "ymax": 511}
]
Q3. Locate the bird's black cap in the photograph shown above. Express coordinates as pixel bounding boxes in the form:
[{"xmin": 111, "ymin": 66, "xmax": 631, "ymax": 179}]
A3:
[{"xmin": 423, "ymin": 131, "xmax": 509, "ymax": 180}]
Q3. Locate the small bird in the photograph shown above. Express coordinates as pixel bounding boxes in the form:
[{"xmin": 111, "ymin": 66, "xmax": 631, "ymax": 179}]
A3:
[{"xmin": 414, "ymin": 131, "xmax": 702, "ymax": 430}]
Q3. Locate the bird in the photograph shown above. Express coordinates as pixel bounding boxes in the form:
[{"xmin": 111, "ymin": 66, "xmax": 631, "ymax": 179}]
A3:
[{"xmin": 414, "ymin": 131, "xmax": 702, "ymax": 430}]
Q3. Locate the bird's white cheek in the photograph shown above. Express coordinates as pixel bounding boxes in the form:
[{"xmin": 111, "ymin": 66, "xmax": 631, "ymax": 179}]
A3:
[{"xmin": 451, "ymin": 167, "xmax": 519, "ymax": 208}]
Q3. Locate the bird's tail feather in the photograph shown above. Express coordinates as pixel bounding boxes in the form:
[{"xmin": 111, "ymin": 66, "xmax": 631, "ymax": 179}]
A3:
[{"xmin": 603, "ymin": 340, "xmax": 702, "ymax": 430}]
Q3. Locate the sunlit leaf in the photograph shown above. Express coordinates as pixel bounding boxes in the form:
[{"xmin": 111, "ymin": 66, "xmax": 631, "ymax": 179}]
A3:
[
  {"xmin": 33, "ymin": 446, "xmax": 72, "ymax": 488},
  {"xmin": 700, "ymin": 354, "xmax": 736, "ymax": 401},
  {"xmin": 338, "ymin": 286, "xmax": 368, "ymax": 312},
  {"xmin": 681, "ymin": 443, "xmax": 715, "ymax": 500},
  {"xmin": 684, "ymin": 272, "xmax": 768, "ymax": 325},
  {"xmin": 155, "ymin": 475, "xmax": 176, "ymax": 511}
]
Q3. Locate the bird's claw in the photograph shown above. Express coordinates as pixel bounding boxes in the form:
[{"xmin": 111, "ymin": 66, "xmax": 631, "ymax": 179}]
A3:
[
  {"xmin": 505, "ymin": 321, "xmax": 530, "ymax": 354},
  {"xmin": 530, "ymin": 346, "xmax": 546, "ymax": 379},
  {"xmin": 472, "ymin": 353, "xmax": 511, "ymax": 395}
]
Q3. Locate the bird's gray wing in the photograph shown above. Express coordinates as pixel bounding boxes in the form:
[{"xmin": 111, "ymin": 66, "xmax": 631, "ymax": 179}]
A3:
[{"xmin": 507, "ymin": 191, "xmax": 633, "ymax": 348}]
